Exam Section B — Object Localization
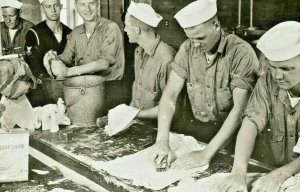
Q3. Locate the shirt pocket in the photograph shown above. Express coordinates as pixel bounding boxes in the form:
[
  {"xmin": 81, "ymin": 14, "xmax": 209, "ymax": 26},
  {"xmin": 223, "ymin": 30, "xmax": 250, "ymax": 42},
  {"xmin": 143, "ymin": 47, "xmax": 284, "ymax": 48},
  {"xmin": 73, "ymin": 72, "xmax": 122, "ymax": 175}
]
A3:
[
  {"xmin": 216, "ymin": 87, "xmax": 233, "ymax": 112},
  {"xmin": 269, "ymin": 130, "xmax": 285, "ymax": 164}
]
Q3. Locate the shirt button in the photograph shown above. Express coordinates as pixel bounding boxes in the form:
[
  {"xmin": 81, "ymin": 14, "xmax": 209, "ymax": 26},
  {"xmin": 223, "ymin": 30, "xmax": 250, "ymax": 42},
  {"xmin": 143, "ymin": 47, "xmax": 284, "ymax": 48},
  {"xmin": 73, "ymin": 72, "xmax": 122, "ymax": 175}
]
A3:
[
  {"xmin": 208, "ymin": 104, "xmax": 211, "ymax": 107},
  {"xmin": 207, "ymin": 85, "xmax": 210, "ymax": 88},
  {"xmin": 292, "ymin": 154, "xmax": 297, "ymax": 159},
  {"xmin": 290, "ymin": 134, "xmax": 294, "ymax": 137},
  {"xmin": 272, "ymin": 138, "xmax": 276, "ymax": 142}
]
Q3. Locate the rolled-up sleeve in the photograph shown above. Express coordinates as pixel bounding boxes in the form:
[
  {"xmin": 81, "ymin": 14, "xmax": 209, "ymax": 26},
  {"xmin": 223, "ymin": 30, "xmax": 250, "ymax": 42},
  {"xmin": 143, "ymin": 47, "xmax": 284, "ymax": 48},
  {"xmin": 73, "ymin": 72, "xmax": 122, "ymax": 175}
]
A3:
[
  {"xmin": 100, "ymin": 22, "xmax": 125, "ymax": 81},
  {"xmin": 243, "ymin": 74, "xmax": 270, "ymax": 132},
  {"xmin": 171, "ymin": 40, "xmax": 190, "ymax": 80},
  {"xmin": 230, "ymin": 44, "xmax": 259, "ymax": 91},
  {"xmin": 58, "ymin": 32, "xmax": 76, "ymax": 66}
]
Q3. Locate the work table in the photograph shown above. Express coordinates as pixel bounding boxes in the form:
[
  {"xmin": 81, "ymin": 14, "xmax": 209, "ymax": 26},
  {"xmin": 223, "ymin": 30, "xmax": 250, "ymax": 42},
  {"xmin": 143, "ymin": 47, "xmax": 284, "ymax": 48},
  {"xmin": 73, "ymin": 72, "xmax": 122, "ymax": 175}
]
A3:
[
  {"xmin": 30, "ymin": 117, "xmax": 271, "ymax": 192},
  {"xmin": 0, "ymin": 156, "xmax": 93, "ymax": 192}
]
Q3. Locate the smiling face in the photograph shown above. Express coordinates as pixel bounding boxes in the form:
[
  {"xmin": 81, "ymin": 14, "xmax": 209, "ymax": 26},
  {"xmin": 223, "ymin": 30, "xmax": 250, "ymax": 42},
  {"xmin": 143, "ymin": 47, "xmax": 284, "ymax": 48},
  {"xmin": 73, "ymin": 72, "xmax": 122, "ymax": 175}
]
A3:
[
  {"xmin": 41, "ymin": 0, "xmax": 62, "ymax": 21},
  {"xmin": 75, "ymin": 0, "xmax": 99, "ymax": 22},
  {"xmin": 184, "ymin": 17, "xmax": 221, "ymax": 53},
  {"xmin": 1, "ymin": 7, "xmax": 20, "ymax": 29},
  {"xmin": 269, "ymin": 55, "xmax": 300, "ymax": 92}
]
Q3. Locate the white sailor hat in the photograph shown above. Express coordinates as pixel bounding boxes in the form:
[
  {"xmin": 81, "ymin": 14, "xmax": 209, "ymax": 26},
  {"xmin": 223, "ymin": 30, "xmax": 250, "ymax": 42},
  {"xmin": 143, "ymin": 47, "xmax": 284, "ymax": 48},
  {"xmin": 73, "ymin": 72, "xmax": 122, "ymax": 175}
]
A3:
[
  {"xmin": 257, "ymin": 21, "xmax": 300, "ymax": 62},
  {"xmin": 0, "ymin": 0, "xmax": 23, "ymax": 9},
  {"xmin": 174, "ymin": 0, "xmax": 217, "ymax": 28},
  {"xmin": 127, "ymin": 1, "xmax": 163, "ymax": 27}
]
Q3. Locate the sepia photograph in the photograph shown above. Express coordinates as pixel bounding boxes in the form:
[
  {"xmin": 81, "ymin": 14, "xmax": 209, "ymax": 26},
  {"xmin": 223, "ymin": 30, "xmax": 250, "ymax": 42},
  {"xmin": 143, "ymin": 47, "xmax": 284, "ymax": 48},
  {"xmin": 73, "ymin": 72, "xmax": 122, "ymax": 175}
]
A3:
[{"xmin": 0, "ymin": 0, "xmax": 300, "ymax": 191}]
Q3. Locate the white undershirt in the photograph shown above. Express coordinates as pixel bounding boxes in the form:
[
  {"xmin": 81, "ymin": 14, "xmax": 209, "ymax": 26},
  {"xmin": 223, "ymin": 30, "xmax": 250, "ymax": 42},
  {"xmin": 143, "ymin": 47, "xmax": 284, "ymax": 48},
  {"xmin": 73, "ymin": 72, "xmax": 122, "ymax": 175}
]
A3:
[
  {"xmin": 9, "ymin": 29, "xmax": 18, "ymax": 42},
  {"xmin": 287, "ymin": 91, "xmax": 300, "ymax": 108},
  {"xmin": 54, "ymin": 33, "xmax": 62, "ymax": 43},
  {"xmin": 86, "ymin": 33, "xmax": 91, "ymax": 39},
  {"xmin": 204, "ymin": 52, "xmax": 217, "ymax": 63}
]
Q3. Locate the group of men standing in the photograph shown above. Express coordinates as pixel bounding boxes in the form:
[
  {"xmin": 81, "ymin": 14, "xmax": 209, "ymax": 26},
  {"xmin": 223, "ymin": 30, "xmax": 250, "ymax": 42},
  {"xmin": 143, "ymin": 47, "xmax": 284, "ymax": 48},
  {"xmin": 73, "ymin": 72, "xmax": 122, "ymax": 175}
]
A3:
[{"xmin": 1, "ymin": 0, "xmax": 300, "ymax": 191}]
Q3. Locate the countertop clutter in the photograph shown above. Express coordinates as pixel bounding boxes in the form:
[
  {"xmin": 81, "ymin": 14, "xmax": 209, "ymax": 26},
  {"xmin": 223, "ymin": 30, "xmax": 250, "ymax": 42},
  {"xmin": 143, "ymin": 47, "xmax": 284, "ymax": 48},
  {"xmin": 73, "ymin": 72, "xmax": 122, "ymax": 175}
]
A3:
[{"xmin": 29, "ymin": 118, "xmax": 270, "ymax": 192}]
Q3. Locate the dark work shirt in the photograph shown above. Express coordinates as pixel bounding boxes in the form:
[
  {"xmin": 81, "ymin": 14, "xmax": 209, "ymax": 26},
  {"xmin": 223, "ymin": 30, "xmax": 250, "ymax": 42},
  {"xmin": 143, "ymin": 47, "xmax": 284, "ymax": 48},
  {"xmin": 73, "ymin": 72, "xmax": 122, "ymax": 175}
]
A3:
[
  {"xmin": 171, "ymin": 30, "xmax": 259, "ymax": 122},
  {"xmin": 131, "ymin": 35, "xmax": 175, "ymax": 110},
  {"xmin": 243, "ymin": 71, "xmax": 300, "ymax": 166}
]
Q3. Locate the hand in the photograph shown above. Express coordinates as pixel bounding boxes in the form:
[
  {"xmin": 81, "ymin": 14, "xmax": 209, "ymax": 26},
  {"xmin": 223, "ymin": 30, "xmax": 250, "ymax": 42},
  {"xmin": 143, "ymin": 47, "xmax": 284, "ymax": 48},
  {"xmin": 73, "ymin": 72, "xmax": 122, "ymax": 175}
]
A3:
[
  {"xmin": 149, "ymin": 141, "xmax": 172, "ymax": 170},
  {"xmin": 215, "ymin": 173, "xmax": 248, "ymax": 192},
  {"xmin": 171, "ymin": 149, "xmax": 211, "ymax": 170},
  {"xmin": 51, "ymin": 60, "xmax": 68, "ymax": 79},
  {"xmin": 43, "ymin": 52, "xmax": 55, "ymax": 79},
  {"xmin": 47, "ymin": 50, "xmax": 58, "ymax": 61},
  {"xmin": 251, "ymin": 169, "xmax": 289, "ymax": 192}
]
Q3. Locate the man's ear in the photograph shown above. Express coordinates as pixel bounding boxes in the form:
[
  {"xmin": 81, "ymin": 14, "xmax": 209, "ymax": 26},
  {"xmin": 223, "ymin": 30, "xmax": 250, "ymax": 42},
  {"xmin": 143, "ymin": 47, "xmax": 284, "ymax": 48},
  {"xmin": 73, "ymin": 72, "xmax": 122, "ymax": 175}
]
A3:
[
  {"xmin": 136, "ymin": 26, "xmax": 141, "ymax": 35},
  {"xmin": 213, "ymin": 20, "xmax": 221, "ymax": 31}
]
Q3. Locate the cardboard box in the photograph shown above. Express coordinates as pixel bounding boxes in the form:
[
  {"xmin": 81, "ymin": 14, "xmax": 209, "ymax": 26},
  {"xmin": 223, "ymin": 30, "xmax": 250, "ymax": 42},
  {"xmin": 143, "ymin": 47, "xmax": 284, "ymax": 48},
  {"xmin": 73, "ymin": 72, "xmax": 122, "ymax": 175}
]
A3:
[{"xmin": 0, "ymin": 129, "xmax": 29, "ymax": 183}]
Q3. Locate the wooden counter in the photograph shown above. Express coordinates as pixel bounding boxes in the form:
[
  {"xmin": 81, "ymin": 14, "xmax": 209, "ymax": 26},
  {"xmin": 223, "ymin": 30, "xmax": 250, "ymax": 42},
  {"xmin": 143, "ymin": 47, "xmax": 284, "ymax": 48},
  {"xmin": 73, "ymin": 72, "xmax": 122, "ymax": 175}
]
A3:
[{"xmin": 30, "ymin": 117, "xmax": 271, "ymax": 192}]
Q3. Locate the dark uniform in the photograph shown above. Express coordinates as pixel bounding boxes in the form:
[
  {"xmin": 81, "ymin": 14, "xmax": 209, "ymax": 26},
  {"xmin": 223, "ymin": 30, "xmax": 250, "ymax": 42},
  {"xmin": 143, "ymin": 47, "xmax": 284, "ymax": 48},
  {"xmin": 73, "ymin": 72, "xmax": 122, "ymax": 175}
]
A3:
[
  {"xmin": 25, "ymin": 21, "xmax": 72, "ymax": 107},
  {"xmin": 0, "ymin": 18, "xmax": 34, "ymax": 55}
]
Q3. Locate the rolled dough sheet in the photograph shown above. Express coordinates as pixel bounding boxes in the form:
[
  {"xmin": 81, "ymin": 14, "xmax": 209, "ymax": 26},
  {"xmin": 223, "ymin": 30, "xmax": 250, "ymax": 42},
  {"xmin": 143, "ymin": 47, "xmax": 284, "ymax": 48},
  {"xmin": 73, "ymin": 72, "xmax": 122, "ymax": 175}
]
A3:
[
  {"xmin": 168, "ymin": 172, "xmax": 265, "ymax": 192},
  {"xmin": 168, "ymin": 172, "xmax": 300, "ymax": 192},
  {"xmin": 92, "ymin": 133, "xmax": 209, "ymax": 190}
]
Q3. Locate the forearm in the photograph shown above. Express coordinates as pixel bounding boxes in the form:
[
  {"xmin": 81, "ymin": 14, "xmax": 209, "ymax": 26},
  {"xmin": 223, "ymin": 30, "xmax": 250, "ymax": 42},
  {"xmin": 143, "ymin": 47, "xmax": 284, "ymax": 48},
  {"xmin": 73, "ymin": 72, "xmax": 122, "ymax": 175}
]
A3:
[
  {"xmin": 156, "ymin": 94, "xmax": 177, "ymax": 143},
  {"xmin": 275, "ymin": 157, "xmax": 300, "ymax": 179},
  {"xmin": 205, "ymin": 106, "xmax": 243, "ymax": 157},
  {"xmin": 205, "ymin": 88, "xmax": 251, "ymax": 158},
  {"xmin": 136, "ymin": 106, "xmax": 158, "ymax": 119},
  {"xmin": 66, "ymin": 59, "xmax": 110, "ymax": 77},
  {"xmin": 232, "ymin": 117, "xmax": 258, "ymax": 175}
]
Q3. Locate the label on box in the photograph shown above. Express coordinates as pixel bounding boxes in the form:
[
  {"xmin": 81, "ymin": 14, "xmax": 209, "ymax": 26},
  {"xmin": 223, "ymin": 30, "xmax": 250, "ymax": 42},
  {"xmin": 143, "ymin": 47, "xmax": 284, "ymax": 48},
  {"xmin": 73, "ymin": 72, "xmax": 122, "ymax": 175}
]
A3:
[{"xmin": 0, "ymin": 129, "xmax": 29, "ymax": 183}]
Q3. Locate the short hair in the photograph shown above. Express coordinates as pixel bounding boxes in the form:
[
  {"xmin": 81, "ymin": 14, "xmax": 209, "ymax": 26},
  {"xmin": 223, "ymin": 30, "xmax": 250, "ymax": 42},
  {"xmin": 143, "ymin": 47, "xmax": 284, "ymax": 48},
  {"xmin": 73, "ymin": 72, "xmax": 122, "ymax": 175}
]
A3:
[{"xmin": 127, "ymin": 13, "xmax": 154, "ymax": 32}]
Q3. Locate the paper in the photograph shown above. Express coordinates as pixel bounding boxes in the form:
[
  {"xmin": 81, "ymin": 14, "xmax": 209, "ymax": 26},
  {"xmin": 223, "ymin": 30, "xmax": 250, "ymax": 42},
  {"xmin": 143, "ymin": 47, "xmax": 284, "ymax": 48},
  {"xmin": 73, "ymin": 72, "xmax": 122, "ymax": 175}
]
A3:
[
  {"xmin": 168, "ymin": 172, "xmax": 265, "ymax": 192},
  {"xmin": 293, "ymin": 137, "xmax": 300, "ymax": 153},
  {"xmin": 105, "ymin": 104, "xmax": 140, "ymax": 136},
  {"xmin": 1, "ymin": 95, "xmax": 35, "ymax": 130},
  {"xmin": 92, "ymin": 133, "xmax": 208, "ymax": 190},
  {"xmin": 279, "ymin": 173, "xmax": 300, "ymax": 192},
  {"xmin": 168, "ymin": 172, "xmax": 300, "ymax": 192}
]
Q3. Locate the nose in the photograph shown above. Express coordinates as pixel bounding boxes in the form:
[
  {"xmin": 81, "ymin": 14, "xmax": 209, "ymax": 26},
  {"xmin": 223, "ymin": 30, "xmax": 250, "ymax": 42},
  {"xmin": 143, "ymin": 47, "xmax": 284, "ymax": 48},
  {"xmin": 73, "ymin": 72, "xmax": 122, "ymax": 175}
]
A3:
[
  {"xmin": 86, "ymin": 4, "xmax": 92, "ymax": 12},
  {"xmin": 51, "ymin": 5, "xmax": 56, "ymax": 13},
  {"xmin": 6, "ymin": 17, "xmax": 11, "ymax": 23},
  {"xmin": 274, "ymin": 69, "xmax": 284, "ymax": 80}
]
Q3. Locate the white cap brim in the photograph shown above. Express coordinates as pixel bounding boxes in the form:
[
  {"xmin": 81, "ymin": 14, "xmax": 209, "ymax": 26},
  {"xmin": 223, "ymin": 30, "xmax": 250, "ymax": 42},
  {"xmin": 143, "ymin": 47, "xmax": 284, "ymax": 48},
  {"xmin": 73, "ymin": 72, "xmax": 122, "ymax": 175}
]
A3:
[
  {"xmin": 257, "ymin": 21, "xmax": 300, "ymax": 61},
  {"xmin": 127, "ymin": 1, "xmax": 163, "ymax": 27},
  {"xmin": 174, "ymin": 0, "xmax": 217, "ymax": 28},
  {"xmin": 0, "ymin": 0, "xmax": 23, "ymax": 9}
]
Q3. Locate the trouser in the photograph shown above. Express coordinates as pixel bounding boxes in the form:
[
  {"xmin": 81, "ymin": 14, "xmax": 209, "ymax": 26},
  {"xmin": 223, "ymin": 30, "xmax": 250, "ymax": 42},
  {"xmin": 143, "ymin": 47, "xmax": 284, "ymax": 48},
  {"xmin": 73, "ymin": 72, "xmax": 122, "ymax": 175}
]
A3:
[{"xmin": 27, "ymin": 79, "xmax": 64, "ymax": 107}]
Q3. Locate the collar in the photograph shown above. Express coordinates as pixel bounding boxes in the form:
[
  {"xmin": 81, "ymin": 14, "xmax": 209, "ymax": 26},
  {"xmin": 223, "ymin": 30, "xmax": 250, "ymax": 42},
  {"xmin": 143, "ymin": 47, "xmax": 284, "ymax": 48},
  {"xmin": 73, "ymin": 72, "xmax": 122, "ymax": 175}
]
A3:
[
  {"xmin": 272, "ymin": 81, "xmax": 297, "ymax": 114},
  {"xmin": 216, "ymin": 29, "xmax": 227, "ymax": 55},
  {"xmin": 142, "ymin": 35, "xmax": 161, "ymax": 56},
  {"xmin": 79, "ymin": 16, "xmax": 103, "ymax": 34}
]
